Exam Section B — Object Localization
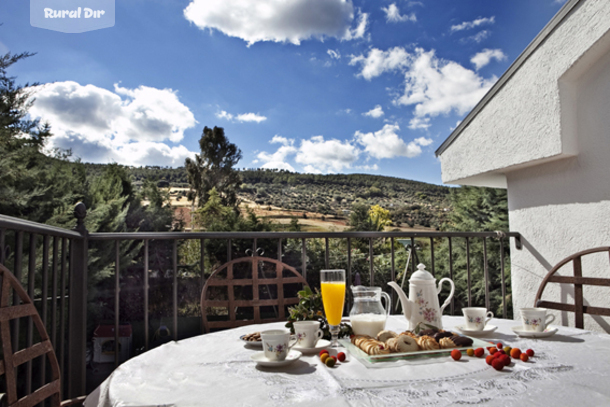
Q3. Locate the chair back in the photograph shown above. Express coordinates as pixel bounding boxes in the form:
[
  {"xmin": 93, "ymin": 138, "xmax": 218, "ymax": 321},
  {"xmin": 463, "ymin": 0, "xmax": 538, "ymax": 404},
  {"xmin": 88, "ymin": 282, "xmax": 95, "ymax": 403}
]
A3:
[
  {"xmin": 534, "ymin": 246, "xmax": 610, "ymax": 329},
  {"xmin": 0, "ymin": 263, "xmax": 62, "ymax": 407},
  {"xmin": 200, "ymin": 256, "xmax": 308, "ymax": 332}
]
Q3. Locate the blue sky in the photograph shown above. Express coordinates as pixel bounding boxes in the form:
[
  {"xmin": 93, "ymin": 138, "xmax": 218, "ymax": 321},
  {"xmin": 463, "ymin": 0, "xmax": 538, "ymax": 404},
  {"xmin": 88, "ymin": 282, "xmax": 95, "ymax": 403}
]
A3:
[{"xmin": 1, "ymin": 0, "xmax": 567, "ymax": 185}]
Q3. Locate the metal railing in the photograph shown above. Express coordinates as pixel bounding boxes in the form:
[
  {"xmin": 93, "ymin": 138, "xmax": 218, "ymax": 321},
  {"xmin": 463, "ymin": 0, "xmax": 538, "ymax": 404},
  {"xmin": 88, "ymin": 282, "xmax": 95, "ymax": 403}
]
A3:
[{"xmin": 0, "ymin": 205, "xmax": 521, "ymax": 398}]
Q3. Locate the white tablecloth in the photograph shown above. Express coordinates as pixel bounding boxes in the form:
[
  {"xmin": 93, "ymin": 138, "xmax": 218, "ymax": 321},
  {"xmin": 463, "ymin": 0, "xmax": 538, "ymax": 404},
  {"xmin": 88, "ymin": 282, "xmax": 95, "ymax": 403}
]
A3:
[{"xmin": 85, "ymin": 316, "xmax": 610, "ymax": 407}]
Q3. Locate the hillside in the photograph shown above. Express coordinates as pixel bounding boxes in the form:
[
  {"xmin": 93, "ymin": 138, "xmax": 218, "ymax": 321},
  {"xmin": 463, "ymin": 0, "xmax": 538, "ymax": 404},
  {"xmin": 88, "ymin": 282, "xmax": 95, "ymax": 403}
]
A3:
[{"xmin": 83, "ymin": 164, "xmax": 452, "ymax": 229}]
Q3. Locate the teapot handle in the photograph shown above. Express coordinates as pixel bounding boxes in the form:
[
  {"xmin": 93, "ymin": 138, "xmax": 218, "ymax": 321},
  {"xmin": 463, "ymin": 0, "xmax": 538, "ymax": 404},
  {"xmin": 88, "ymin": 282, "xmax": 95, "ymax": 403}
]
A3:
[
  {"xmin": 437, "ymin": 278, "xmax": 455, "ymax": 315},
  {"xmin": 380, "ymin": 291, "xmax": 392, "ymax": 316}
]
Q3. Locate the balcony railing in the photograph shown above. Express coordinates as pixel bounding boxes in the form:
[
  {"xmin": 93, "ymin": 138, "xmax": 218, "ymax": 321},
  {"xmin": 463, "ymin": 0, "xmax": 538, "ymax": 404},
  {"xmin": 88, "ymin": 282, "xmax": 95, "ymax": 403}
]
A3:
[{"xmin": 0, "ymin": 205, "xmax": 521, "ymax": 398}]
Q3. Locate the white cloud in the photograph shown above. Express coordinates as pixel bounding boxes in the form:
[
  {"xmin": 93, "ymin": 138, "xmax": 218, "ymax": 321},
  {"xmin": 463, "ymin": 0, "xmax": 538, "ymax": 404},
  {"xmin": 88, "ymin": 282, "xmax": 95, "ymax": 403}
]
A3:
[
  {"xmin": 463, "ymin": 30, "xmax": 491, "ymax": 44},
  {"xmin": 363, "ymin": 105, "xmax": 384, "ymax": 118},
  {"xmin": 350, "ymin": 47, "xmax": 496, "ymax": 121},
  {"xmin": 408, "ymin": 117, "xmax": 430, "ymax": 130},
  {"xmin": 296, "ymin": 135, "xmax": 359, "ymax": 172},
  {"xmin": 354, "ymin": 124, "xmax": 426, "ymax": 159},
  {"xmin": 29, "ymin": 81, "xmax": 197, "ymax": 167},
  {"xmin": 451, "ymin": 16, "xmax": 495, "ymax": 32},
  {"xmin": 349, "ymin": 47, "xmax": 410, "ymax": 80},
  {"xmin": 470, "ymin": 48, "xmax": 506, "ymax": 70},
  {"xmin": 257, "ymin": 135, "xmax": 297, "ymax": 171},
  {"xmin": 382, "ymin": 4, "xmax": 416, "ymax": 23},
  {"xmin": 216, "ymin": 110, "xmax": 267, "ymax": 123},
  {"xmin": 236, "ymin": 112, "xmax": 267, "ymax": 123},
  {"xmin": 216, "ymin": 110, "xmax": 233, "ymax": 120},
  {"xmin": 327, "ymin": 49, "xmax": 341, "ymax": 59},
  {"xmin": 183, "ymin": 0, "xmax": 367, "ymax": 46},
  {"xmin": 396, "ymin": 48, "xmax": 496, "ymax": 118},
  {"xmin": 343, "ymin": 10, "xmax": 369, "ymax": 41},
  {"xmin": 414, "ymin": 136, "xmax": 433, "ymax": 146}
]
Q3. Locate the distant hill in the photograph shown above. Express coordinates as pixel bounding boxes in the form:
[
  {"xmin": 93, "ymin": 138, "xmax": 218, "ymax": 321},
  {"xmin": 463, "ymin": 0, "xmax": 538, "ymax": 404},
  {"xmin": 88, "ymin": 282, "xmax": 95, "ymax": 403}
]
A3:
[{"xmin": 83, "ymin": 164, "xmax": 451, "ymax": 229}]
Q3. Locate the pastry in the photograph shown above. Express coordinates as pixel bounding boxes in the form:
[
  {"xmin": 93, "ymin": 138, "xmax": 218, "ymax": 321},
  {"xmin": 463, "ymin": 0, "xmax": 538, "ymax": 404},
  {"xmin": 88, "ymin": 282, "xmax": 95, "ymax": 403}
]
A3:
[
  {"xmin": 438, "ymin": 337, "xmax": 457, "ymax": 349},
  {"xmin": 376, "ymin": 330, "xmax": 398, "ymax": 343},
  {"xmin": 352, "ymin": 335, "xmax": 373, "ymax": 347},
  {"xmin": 242, "ymin": 332, "xmax": 261, "ymax": 342},
  {"xmin": 449, "ymin": 335, "xmax": 473, "ymax": 347},
  {"xmin": 433, "ymin": 331, "xmax": 454, "ymax": 342},
  {"xmin": 418, "ymin": 328, "xmax": 438, "ymax": 337},
  {"xmin": 387, "ymin": 335, "xmax": 419, "ymax": 352},
  {"xmin": 416, "ymin": 335, "xmax": 440, "ymax": 350},
  {"xmin": 355, "ymin": 337, "xmax": 391, "ymax": 355},
  {"xmin": 400, "ymin": 330, "xmax": 417, "ymax": 339}
]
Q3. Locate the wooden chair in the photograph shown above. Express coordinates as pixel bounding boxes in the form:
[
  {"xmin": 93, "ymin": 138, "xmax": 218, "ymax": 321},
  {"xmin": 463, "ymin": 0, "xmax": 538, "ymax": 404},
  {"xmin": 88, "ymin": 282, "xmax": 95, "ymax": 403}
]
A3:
[
  {"xmin": 0, "ymin": 263, "xmax": 85, "ymax": 407},
  {"xmin": 200, "ymin": 256, "xmax": 309, "ymax": 333},
  {"xmin": 534, "ymin": 246, "xmax": 610, "ymax": 329}
]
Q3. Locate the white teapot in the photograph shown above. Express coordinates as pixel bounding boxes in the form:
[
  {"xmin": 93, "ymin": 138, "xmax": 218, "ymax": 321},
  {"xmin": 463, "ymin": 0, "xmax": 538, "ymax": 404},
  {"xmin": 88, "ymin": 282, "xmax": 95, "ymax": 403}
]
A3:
[{"xmin": 388, "ymin": 263, "xmax": 455, "ymax": 330}]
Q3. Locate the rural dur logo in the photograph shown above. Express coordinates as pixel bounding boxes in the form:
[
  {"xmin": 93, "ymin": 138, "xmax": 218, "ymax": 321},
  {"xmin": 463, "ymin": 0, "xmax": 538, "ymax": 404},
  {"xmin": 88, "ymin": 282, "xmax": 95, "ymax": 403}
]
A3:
[{"xmin": 30, "ymin": 0, "xmax": 115, "ymax": 33}]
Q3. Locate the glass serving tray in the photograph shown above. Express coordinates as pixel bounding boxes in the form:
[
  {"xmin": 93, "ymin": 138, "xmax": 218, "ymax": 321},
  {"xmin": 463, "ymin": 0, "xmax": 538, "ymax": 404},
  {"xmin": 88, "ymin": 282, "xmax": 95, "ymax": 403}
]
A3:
[{"xmin": 339, "ymin": 336, "xmax": 492, "ymax": 364}]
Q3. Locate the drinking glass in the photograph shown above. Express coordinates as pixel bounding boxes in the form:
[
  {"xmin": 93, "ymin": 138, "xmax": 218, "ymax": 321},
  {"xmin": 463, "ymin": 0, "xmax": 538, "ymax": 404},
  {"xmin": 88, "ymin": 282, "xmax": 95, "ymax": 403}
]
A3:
[{"xmin": 320, "ymin": 269, "xmax": 346, "ymax": 347}]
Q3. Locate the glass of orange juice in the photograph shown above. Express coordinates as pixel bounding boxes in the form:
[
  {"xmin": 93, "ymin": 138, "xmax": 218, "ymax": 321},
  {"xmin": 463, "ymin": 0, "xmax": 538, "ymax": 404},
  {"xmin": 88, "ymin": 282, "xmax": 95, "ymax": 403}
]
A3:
[{"xmin": 320, "ymin": 269, "xmax": 346, "ymax": 347}]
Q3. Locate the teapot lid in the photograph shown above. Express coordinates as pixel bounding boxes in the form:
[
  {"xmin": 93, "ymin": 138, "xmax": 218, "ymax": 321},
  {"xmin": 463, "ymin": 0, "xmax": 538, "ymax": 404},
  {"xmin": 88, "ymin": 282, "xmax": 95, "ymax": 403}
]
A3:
[{"xmin": 410, "ymin": 264, "xmax": 435, "ymax": 281}]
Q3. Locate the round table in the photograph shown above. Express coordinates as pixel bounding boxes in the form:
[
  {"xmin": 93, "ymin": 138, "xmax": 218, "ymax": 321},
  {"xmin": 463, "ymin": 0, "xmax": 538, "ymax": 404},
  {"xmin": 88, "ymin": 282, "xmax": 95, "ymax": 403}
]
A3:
[{"xmin": 84, "ymin": 316, "xmax": 610, "ymax": 406}]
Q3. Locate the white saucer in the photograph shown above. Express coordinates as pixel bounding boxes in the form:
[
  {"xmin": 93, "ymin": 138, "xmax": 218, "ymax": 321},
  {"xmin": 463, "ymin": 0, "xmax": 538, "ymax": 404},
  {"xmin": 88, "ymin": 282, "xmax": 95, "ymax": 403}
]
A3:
[
  {"xmin": 511, "ymin": 326, "xmax": 558, "ymax": 338},
  {"xmin": 240, "ymin": 335, "xmax": 263, "ymax": 348},
  {"xmin": 293, "ymin": 339, "xmax": 331, "ymax": 354},
  {"xmin": 250, "ymin": 350, "xmax": 302, "ymax": 367},
  {"xmin": 455, "ymin": 324, "xmax": 498, "ymax": 336}
]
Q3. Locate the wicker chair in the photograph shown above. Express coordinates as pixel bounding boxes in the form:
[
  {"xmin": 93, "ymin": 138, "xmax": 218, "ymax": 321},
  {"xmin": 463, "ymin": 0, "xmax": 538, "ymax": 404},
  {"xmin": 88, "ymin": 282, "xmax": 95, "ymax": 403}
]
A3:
[
  {"xmin": 200, "ymin": 256, "xmax": 309, "ymax": 333},
  {"xmin": 0, "ymin": 263, "xmax": 85, "ymax": 407},
  {"xmin": 534, "ymin": 246, "xmax": 610, "ymax": 329}
]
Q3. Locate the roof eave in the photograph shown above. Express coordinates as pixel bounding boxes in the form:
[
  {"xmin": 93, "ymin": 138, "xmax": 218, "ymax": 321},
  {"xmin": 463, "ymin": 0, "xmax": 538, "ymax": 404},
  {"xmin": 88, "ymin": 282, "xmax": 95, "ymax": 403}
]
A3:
[{"xmin": 435, "ymin": 0, "xmax": 583, "ymax": 157}]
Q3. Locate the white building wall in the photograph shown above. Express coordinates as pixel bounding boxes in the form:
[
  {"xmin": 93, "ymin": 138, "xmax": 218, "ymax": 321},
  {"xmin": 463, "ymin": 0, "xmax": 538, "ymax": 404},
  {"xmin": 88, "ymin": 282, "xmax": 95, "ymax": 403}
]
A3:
[
  {"xmin": 438, "ymin": 0, "xmax": 610, "ymax": 331},
  {"xmin": 508, "ymin": 41, "xmax": 610, "ymax": 331},
  {"xmin": 439, "ymin": 0, "xmax": 610, "ymax": 188}
]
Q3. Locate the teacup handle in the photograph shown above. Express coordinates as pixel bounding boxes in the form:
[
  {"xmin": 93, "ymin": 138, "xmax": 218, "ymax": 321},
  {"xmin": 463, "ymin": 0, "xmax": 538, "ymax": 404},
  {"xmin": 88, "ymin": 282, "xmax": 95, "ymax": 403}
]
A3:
[
  {"xmin": 485, "ymin": 311, "xmax": 494, "ymax": 325},
  {"xmin": 316, "ymin": 329, "xmax": 324, "ymax": 341},
  {"xmin": 288, "ymin": 335, "xmax": 298, "ymax": 349},
  {"xmin": 545, "ymin": 314, "xmax": 555, "ymax": 327}
]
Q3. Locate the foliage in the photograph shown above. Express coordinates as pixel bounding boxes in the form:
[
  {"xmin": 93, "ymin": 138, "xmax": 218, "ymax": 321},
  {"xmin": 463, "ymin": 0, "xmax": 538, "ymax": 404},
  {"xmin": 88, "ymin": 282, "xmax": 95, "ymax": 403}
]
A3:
[
  {"xmin": 0, "ymin": 51, "xmax": 86, "ymax": 222},
  {"xmin": 185, "ymin": 126, "xmax": 242, "ymax": 208},
  {"xmin": 285, "ymin": 286, "xmax": 353, "ymax": 340},
  {"xmin": 369, "ymin": 204, "xmax": 391, "ymax": 231},
  {"xmin": 431, "ymin": 186, "xmax": 511, "ymax": 318}
]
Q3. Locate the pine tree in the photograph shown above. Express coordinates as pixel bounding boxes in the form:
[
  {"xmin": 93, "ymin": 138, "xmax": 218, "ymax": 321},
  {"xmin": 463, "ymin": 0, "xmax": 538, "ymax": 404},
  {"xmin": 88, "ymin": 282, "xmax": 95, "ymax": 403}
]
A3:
[{"xmin": 185, "ymin": 126, "xmax": 242, "ymax": 208}]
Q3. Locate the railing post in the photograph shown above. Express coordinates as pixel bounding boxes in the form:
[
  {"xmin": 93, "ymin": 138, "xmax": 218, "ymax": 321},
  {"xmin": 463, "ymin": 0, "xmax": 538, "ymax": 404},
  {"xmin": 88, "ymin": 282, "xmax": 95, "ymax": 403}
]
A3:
[{"xmin": 68, "ymin": 202, "xmax": 88, "ymax": 398}]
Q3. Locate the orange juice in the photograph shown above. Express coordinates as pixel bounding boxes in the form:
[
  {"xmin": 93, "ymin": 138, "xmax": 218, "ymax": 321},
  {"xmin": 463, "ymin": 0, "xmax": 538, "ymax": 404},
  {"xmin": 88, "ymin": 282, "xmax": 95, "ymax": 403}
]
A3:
[{"xmin": 321, "ymin": 281, "xmax": 346, "ymax": 325}]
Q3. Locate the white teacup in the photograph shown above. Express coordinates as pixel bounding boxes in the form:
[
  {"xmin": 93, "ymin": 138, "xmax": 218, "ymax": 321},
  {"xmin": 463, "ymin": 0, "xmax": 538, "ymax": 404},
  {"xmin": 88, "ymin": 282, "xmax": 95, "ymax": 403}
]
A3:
[
  {"xmin": 462, "ymin": 307, "xmax": 494, "ymax": 331},
  {"xmin": 293, "ymin": 321, "xmax": 324, "ymax": 348},
  {"xmin": 261, "ymin": 329, "xmax": 297, "ymax": 361},
  {"xmin": 521, "ymin": 308, "xmax": 555, "ymax": 332}
]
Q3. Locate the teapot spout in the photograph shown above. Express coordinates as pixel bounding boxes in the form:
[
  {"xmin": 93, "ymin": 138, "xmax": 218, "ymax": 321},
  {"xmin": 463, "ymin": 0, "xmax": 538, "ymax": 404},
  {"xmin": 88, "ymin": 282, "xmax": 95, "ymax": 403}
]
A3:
[{"xmin": 387, "ymin": 281, "xmax": 412, "ymax": 320}]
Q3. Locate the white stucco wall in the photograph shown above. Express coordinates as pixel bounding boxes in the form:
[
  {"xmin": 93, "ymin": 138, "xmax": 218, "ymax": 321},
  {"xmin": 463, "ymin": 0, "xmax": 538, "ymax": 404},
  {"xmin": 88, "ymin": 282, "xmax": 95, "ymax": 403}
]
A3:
[
  {"xmin": 439, "ymin": 0, "xmax": 610, "ymax": 188},
  {"xmin": 508, "ymin": 36, "xmax": 610, "ymax": 331},
  {"xmin": 438, "ymin": 0, "xmax": 610, "ymax": 331}
]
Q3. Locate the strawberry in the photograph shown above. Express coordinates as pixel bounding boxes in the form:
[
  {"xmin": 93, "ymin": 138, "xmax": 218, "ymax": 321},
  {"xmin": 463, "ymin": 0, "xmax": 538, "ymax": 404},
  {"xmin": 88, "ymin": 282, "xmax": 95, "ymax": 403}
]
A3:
[
  {"xmin": 451, "ymin": 349, "xmax": 462, "ymax": 361},
  {"xmin": 486, "ymin": 355, "xmax": 495, "ymax": 365},
  {"xmin": 319, "ymin": 349, "xmax": 329, "ymax": 357},
  {"xmin": 500, "ymin": 354, "xmax": 511, "ymax": 367},
  {"xmin": 489, "ymin": 348, "xmax": 498, "ymax": 355},
  {"xmin": 496, "ymin": 342, "xmax": 503, "ymax": 349},
  {"xmin": 474, "ymin": 348, "xmax": 485, "ymax": 357},
  {"xmin": 491, "ymin": 358, "xmax": 504, "ymax": 371},
  {"xmin": 526, "ymin": 349, "xmax": 535, "ymax": 357},
  {"xmin": 510, "ymin": 348, "xmax": 521, "ymax": 359},
  {"xmin": 520, "ymin": 353, "xmax": 529, "ymax": 362},
  {"xmin": 337, "ymin": 352, "xmax": 346, "ymax": 362}
]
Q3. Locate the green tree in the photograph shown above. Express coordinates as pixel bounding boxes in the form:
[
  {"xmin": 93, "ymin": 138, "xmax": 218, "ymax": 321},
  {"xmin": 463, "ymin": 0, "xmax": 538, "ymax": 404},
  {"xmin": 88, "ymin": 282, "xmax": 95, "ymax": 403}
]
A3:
[
  {"xmin": 0, "ymin": 52, "xmax": 86, "ymax": 222},
  {"xmin": 185, "ymin": 126, "xmax": 242, "ymax": 208}
]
